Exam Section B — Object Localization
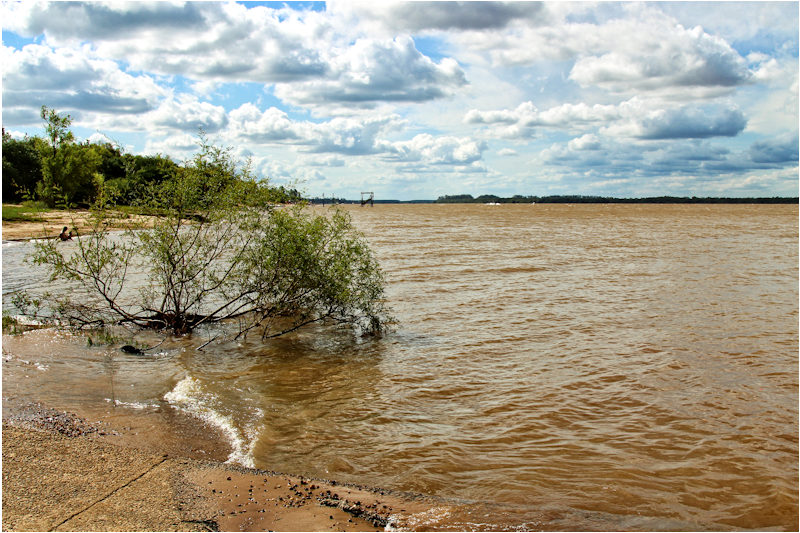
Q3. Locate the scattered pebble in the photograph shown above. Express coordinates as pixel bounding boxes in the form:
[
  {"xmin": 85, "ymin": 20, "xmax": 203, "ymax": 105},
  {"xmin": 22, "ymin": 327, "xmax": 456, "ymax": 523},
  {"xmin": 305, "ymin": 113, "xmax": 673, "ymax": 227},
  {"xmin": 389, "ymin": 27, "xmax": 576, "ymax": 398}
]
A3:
[{"xmin": 6, "ymin": 404, "xmax": 108, "ymax": 437}]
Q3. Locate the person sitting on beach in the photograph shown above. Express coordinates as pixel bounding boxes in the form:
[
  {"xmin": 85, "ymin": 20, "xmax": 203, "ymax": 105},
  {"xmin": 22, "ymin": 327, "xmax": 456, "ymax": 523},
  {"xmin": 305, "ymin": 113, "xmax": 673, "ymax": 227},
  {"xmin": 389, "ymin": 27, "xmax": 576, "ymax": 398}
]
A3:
[{"xmin": 59, "ymin": 226, "xmax": 72, "ymax": 241}]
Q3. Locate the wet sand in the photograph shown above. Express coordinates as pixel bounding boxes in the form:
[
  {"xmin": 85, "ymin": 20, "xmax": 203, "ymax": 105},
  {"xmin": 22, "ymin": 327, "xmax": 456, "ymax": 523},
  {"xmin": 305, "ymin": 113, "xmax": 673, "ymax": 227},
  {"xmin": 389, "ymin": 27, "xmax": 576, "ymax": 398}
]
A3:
[{"xmin": 2, "ymin": 409, "xmax": 443, "ymax": 532}]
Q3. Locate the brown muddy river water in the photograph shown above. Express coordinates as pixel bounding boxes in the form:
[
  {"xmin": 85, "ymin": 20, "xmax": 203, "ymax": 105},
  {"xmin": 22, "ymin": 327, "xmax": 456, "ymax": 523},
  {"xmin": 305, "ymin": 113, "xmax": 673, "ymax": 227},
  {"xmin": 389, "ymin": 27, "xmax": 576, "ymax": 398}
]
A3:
[{"xmin": 3, "ymin": 204, "xmax": 798, "ymax": 530}]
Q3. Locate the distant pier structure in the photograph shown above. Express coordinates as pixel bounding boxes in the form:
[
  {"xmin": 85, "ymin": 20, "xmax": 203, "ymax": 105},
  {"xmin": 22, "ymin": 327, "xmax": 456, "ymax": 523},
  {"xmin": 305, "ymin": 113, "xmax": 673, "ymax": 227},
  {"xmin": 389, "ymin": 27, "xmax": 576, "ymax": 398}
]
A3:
[{"xmin": 361, "ymin": 192, "xmax": 374, "ymax": 207}]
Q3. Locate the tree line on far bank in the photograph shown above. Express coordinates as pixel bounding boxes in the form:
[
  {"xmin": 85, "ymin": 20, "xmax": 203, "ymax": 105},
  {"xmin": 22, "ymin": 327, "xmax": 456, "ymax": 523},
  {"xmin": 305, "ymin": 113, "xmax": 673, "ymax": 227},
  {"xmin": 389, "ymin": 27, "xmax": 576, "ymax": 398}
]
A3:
[
  {"xmin": 436, "ymin": 194, "xmax": 798, "ymax": 204},
  {"xmin": 3, "ymin": 106, "xmax": 301, "ymax": 208}
]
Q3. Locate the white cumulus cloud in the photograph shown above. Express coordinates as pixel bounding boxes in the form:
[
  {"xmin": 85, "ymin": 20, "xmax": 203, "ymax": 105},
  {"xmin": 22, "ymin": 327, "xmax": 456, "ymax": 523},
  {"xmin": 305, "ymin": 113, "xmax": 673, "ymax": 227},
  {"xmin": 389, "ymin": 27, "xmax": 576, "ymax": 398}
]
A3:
[
  {"xmin": 385, "ymin": 133, "xmax": 486, "ymax": 165},
  {"xmin": 2, "ymin": 44, "xmax": 165, "ymax": 122},
  {"xmin": 273, "ymin": 36, "xmax": 466, "ymax": 109}
]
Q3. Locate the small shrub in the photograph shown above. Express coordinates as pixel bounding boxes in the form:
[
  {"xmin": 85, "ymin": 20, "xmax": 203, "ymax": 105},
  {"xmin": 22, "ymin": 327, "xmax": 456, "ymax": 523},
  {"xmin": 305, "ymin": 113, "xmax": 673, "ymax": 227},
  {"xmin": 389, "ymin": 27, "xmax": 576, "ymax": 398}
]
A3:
[{"xmin": 2, "ymin": 312, "xmax": 22, "ymax": 334}]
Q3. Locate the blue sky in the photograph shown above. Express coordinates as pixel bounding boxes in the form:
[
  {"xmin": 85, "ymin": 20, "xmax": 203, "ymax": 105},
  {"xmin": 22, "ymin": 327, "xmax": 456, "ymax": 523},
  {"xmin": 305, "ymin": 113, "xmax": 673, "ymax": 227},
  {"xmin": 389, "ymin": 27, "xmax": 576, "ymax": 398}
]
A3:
[{"xmin": 2, "ymin": 1, "xmax": 798, "ymax": 200}]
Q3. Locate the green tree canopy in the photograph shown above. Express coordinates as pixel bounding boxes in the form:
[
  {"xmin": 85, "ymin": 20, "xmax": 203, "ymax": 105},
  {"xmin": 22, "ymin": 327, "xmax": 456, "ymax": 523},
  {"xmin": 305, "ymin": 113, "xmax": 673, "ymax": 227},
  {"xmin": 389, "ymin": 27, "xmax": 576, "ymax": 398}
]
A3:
[
  {"xmin": 2, "ymin": 130, "xmax": 43, "ymax": 203},
  {"xmin": 36, "ymin": 106, "xmax": 101, "ymax": 207}
]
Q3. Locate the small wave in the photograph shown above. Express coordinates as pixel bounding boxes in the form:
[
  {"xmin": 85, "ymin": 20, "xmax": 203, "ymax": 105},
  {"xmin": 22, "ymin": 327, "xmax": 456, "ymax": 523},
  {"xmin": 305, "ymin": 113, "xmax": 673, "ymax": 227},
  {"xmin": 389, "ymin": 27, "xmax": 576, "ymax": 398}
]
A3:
[
  {"xmin": 8, "ymin": 238, "xmax": 51, "ymax": 245},
  {"xmin": 2, "ymin": 353, "xmax": 48, "ymax": 371},
  {"xmin": 164, "ymin": 376, "xmax": 257, "ymax": 468},
  {"xmin": 387, "ymin": 506, "xmax": 452, "ymax": 531},
  {"xmin": 103, "ymin": 398, "xmax": 159, "ymax": 409},
  {"xmin": 142, "ymin": 350, "xmax": 172, "ymax": 359}
]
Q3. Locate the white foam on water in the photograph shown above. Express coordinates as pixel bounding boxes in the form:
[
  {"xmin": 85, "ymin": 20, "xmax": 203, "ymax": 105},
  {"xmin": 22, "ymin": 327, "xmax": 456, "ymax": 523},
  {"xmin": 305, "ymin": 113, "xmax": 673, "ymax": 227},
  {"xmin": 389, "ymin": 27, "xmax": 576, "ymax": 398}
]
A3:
[
  {"xmin": 164, "ymin": 376, "xmax": 257, "ymax": 468},
  {"xmin": 386, "ymin": 506, "xmax": 452, "ymax": 532},
  {"xmin": 8, "ymin": 315, "xmax": 48, "ymax": 326}
]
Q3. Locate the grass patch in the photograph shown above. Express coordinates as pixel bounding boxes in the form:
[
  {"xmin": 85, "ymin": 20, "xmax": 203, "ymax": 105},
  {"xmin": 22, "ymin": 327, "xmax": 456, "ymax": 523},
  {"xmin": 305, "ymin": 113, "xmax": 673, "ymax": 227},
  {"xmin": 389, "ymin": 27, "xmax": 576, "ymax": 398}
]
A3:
[{"xmin": 2, "ymin": 204, "xmax": 47, "ymax": 222}]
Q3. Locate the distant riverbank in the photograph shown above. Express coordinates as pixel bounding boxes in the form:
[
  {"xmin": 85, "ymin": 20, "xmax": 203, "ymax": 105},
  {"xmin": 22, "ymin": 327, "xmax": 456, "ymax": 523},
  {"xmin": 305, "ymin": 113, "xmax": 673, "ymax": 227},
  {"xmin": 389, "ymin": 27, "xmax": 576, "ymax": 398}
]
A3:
[
  {"xmin": 434, "ymin": 194, "xmax": 800, "ymax": 204},
  {"xmin": 5, "ymin": 197, "xmax": 797, "ymax": 242},
  {"xmin": 308, "ymin": 195, "xmax": 799, "ymax": 205}
]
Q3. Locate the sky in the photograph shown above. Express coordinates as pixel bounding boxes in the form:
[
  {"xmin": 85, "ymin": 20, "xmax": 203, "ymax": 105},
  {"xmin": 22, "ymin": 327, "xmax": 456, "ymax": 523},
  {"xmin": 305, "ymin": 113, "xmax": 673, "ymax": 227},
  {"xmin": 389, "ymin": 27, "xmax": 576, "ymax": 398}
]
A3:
[{"xmin": 2, "ymin": 1, "xmax": 798, "ymax": 200}]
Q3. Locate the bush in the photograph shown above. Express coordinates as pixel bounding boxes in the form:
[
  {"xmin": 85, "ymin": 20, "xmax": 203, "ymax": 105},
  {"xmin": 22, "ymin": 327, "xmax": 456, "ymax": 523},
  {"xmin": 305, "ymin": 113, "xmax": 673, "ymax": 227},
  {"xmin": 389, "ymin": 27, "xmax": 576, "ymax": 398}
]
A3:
[{"xmin": 21, "ymin": 138, "xmax": 391, "ymax": 342}]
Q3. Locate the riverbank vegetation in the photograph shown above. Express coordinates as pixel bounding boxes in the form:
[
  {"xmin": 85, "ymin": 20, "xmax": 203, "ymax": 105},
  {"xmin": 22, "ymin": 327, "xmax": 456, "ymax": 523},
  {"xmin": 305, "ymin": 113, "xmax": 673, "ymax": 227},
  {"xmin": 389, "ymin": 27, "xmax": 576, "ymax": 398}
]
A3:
[
  {"xmin": 7, "ymin": 107, "xmax": 390, "ymax": 341},
  {"xmin": 3, "ymin": 107, "xmax": 302, "ymax": 209}
]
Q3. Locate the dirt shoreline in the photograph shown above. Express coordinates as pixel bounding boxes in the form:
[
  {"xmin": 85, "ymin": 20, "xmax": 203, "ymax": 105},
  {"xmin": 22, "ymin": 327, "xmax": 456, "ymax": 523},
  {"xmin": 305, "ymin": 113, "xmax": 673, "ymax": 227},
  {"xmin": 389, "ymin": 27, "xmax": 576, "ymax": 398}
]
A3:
[
  {"xmin": 2, "ymin": 209, "xmax": 157, "ymax": 241},
  {"xmin": 2, "ymin": 408, "xmax": 446, "ymax": 532}
]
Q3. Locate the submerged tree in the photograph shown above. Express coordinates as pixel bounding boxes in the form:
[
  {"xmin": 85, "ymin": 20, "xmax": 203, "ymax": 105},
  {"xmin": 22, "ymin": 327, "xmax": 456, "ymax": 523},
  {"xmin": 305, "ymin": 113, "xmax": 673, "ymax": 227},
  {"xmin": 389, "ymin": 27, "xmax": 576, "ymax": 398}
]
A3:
[{"xmin": 20, "ymin": 137, "xmax": 390, "ymax": 340}]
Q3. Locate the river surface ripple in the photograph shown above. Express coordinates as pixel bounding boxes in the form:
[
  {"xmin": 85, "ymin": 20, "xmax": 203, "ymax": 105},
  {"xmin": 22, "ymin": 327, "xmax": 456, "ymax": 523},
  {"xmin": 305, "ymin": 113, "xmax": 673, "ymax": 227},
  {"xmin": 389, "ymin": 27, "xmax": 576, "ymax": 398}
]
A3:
[{"xmin": 3, "ymin": 204, "xmax": 798, "ymax": 531}]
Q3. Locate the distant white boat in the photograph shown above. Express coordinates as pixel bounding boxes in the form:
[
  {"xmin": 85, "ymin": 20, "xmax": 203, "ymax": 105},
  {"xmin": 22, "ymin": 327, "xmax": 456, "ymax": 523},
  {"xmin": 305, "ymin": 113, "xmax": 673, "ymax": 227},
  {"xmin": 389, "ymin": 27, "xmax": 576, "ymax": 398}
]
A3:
[{"xmin": 485, "ymin": 202, "xmax": 501, "ymax": 205}]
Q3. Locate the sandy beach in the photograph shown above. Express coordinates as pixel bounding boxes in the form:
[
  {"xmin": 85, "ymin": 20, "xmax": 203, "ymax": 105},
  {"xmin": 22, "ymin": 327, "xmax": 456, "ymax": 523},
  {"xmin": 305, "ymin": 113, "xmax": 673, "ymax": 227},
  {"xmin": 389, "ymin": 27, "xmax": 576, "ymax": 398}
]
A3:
[{"xmin": 2, "ymin": 408, "xmax": 443, "ymax": 532}]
